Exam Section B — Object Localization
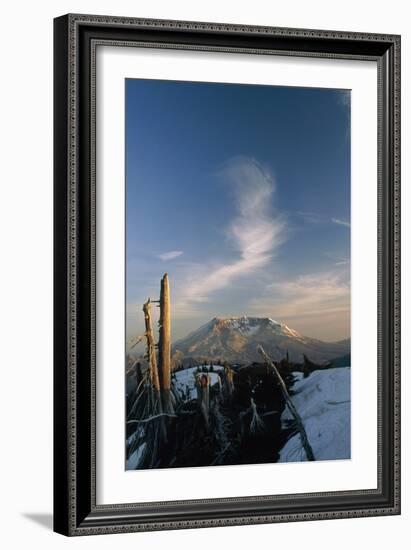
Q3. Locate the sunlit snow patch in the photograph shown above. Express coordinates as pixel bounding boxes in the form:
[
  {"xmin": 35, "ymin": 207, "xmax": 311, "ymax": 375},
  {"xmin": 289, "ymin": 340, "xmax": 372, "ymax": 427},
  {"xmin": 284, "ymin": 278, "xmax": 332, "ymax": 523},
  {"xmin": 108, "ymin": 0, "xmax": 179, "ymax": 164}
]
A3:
[{"xmin": 278, "ymin": 367, "xmax": 351, "ymax": 462}]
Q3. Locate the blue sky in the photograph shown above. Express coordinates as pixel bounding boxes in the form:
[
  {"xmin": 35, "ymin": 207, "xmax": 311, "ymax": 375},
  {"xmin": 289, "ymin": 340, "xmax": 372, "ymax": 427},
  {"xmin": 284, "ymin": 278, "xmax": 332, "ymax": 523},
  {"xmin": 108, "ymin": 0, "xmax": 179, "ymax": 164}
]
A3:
[{"xmin": 126, "ymin": 79, "xmax": 350, "ymax": 345}]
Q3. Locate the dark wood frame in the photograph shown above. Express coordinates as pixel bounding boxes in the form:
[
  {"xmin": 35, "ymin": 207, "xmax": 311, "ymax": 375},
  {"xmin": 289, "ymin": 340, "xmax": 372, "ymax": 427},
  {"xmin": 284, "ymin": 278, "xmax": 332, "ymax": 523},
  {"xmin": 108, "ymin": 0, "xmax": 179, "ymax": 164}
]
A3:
[{"xmin": 54, "ymin": 13, "xmax": 401, "ymax": 536}]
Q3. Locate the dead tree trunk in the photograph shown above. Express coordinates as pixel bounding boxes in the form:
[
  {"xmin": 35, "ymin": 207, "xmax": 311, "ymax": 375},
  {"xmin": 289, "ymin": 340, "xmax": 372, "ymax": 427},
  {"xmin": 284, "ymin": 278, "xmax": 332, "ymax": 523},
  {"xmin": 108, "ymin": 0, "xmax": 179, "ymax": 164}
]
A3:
[
  {"xmin": 196, "ymin": 373, "xmax": 210, "ymax": 429},
  {"xmin": 158, "ymin": 273, "xmax": 174, "ymax": 413},
  {"xmin": 143, "ymin": 298, "xmax": 168, "ymax": 450},
  {"xmin": 257, "ymin": 345, "xmax": 315, "ymax": 461},
  {"xmin": 224, "ymin": 365, "xmax": 235, "ymax": 398},
  {"xmin": 142, "ymin": 299, "xmax": 160, "ymax": 393}
]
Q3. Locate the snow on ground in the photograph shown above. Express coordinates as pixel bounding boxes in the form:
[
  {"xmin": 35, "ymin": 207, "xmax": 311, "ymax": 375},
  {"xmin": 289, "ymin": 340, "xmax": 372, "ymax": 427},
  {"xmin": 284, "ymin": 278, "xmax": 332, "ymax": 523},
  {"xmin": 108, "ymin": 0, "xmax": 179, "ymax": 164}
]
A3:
[
  {"xmin": 173, "ymin": 366, "xmax": 223, "ymax": 401},
  {"xmin": 126, "ymin": 426, "xmax": 144, "ymax": 449},
  {"xmin": 126, "ymin": 443, "xmax": 147, "ymax": 470},
  {"xmin": 278, "ymin": 367, "xmax": 351, "ymax": 462}
]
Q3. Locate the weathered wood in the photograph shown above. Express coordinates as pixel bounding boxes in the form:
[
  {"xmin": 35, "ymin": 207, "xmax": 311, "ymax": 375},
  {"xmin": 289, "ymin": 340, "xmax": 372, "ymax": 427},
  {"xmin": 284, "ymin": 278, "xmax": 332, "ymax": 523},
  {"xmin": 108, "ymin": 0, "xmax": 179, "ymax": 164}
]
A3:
[
  {"xmin": 224, "ymin": 365, "xmax": 235, "ymax": 397},
  {"xmin": 257, "ymin": 345, "xmax": 315, "ymax": 461},
  {"xmin": 158, "ymin": 273, "xmax": 174, "ymax": 413},
  {"xmin": 249, "ymin": 397, "xmax": 265, "ymax": 434},
  {"xmin": 127, "ymin": 413, "xmax": 178, "ymax": 425},
  {"xmin": 158, "ymin": 274, "xmax": 171, "ymax": 389},
  {"xmin": 196, "ymin": 373, "xmax": 210, "ymax": 429},
  {"xmin": 142, "ymin": 299, "xmax": 160, "ymax": 392},
  {"xmin": 127, "ymin": 333, "xmax": 145, "ymax": 352},
  {"xmin": 127, "ymin": 373, "xmax": 150, "ymax": 420},
  {"xmin": 209, "ymin": 398, "xmax": 231, "ymax": 465}
]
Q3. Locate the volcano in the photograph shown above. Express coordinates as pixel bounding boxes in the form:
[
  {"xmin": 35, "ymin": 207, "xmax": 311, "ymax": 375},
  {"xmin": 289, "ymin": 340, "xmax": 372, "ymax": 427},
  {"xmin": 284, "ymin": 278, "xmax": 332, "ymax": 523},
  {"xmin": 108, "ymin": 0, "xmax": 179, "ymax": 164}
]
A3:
[{"xmin": 173, "ymin": 316, "xmax": 350, "ymax": 364}]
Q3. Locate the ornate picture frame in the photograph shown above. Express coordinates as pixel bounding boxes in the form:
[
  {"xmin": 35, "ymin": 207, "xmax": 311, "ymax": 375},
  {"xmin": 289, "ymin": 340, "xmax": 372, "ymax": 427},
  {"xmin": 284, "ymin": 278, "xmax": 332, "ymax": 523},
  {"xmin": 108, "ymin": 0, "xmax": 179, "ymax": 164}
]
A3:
[{"xmin": 53, "ymin": 14, "xmax": 400, "ymax": 536}]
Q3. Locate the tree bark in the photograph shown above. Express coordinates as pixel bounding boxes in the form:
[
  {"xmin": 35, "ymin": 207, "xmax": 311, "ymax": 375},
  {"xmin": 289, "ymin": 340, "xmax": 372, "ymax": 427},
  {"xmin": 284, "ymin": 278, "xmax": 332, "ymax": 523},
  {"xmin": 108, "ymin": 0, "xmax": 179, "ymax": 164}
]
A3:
[
  {"xmin": 158, "ymin": 273, "xmax": 174, "ymax": 413},
  {"xmin": 224, "ymin": 365, "xmax": 235, "ymax": 397},
  {"xmin": 142, "ymin": 299, "xmax": 160, "ymax": 393},
  {"xmin": 196, "ymin": 373, "xmax": 210, "ymax": 429}
]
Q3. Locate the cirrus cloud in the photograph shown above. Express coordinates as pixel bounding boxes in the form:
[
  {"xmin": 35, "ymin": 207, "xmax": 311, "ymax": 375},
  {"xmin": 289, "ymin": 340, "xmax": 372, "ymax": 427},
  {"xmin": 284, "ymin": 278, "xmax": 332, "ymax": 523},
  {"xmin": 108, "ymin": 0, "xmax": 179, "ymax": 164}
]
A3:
[
  {"xmin": 157, "ymin": 250, "xmax": 184, "ymax": 261},
  {"xmin": 247, "ymin": 269, "xmax": 350, "ymax": 341},
  {"xmin": 174, "ymin": 158, "xmax": 286, "ymax": 308},
  {"xmin": 332, "ymin": 218, "xmax": 350, "ymax": 228}
]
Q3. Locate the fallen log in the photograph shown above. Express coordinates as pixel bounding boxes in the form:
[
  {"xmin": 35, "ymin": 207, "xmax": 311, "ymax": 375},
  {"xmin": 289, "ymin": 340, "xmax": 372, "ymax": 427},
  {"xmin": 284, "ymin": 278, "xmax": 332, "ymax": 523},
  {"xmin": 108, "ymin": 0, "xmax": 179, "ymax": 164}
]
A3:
[
  {"xmin": 127, "ymin": 413, "xmax": 178, "ymax": 425},
  {"xmin": 257, "ymin": 345, "xmax": 315, "ymax": 461}
]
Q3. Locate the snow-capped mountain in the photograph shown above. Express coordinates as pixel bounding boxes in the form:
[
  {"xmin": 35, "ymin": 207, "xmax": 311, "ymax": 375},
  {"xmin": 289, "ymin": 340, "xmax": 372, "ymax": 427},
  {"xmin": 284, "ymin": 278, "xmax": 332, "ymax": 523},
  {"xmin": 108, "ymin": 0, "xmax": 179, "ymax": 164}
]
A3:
[{"xmin": 173, "ymin": 316, "xmax": 350, "ymax": 364}]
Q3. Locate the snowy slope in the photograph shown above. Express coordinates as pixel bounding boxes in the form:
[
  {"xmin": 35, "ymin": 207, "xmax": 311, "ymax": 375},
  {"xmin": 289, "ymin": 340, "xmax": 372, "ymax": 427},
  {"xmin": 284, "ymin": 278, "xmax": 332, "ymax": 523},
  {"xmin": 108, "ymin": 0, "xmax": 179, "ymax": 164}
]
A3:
[{"xmin": 278, "ymin": 367, "xmax": 351, "ymax": 462}]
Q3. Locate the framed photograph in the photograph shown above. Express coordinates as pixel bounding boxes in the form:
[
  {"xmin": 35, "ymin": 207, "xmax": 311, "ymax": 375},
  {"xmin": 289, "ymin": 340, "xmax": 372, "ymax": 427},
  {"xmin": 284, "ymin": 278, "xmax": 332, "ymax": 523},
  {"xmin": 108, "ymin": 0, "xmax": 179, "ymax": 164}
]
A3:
[{"xmin": 53, "ymin": 14, "xmax": 400, "ymax": 536}]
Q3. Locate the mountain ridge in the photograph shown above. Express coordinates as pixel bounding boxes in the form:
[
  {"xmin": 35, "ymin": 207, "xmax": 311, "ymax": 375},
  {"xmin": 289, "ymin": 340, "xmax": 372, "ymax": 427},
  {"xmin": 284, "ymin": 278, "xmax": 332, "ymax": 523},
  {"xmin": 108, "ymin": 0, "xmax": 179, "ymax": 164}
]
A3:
[{"xmin": 173, "ymin": 316, "xmax": 350, "ymax": 364}]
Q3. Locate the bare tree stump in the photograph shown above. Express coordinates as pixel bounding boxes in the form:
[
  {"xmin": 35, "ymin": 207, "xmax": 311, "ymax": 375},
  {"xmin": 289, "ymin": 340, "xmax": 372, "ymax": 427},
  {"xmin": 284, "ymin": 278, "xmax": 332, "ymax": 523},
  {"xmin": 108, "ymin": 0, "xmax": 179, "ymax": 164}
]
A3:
[
  {"xmin": 196, "ymin": 373, "xmax": 210, "ymax": 429},
  {"xmin": 224, "ymin": 365, "xmax": 235, "ymax": 397},
  {"xmin": 158, "ymin": 273, "xmax": 174, "ymax": 413},
  {"xmin": 142, "ymin": 299, "xmax": 160, "ymax": 393},
  {"xmin": 143, "ymin": 298, "xmax": 167, "ymax": 444}
]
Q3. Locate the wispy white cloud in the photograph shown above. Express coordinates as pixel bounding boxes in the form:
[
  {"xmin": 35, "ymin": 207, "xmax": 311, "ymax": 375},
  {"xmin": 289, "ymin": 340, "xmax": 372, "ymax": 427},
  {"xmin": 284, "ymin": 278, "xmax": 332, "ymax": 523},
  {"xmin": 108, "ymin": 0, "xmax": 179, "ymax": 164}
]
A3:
[
  {"xmin": 272, "ymin": 271, "xmax": 349, "ymax": 316},
  {"xmin": 332, "ymin": 217, "xmax": 350, "ymax": 228},
  {"xmin": 128, "ymin": 160, "xmax": 350, "ymax": 342},
  {"xmin": 247, "ymin": 269, "xmax": 350, "ymax": 340},
  {"xmin": 174, "ymin": 158, "xmax": 286, "ymax": 308},
  {"xmin": 157, "ymin": 250, "xmax": 184, "ymax": 261},
  {"xmin": 323, "ymin": 252, "xmax": 350, "ymax": 267},
  {"xmin": 296, "ymin": 211, "xmax": 351, "ymax": 229}
]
